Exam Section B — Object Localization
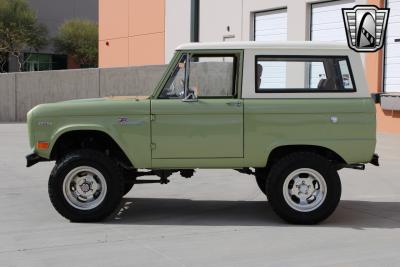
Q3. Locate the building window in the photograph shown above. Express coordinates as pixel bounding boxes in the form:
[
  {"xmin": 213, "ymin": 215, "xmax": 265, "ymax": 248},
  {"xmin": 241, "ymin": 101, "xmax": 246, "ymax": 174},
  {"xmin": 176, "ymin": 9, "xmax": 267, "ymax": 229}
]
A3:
[
  {"xmin": 310, "ymin": 0, "xmax": 355, "ymax": 42},
  {"xmin": 24, "ymin": 53, "xmax": 67, "ymax": 72},
  {"xmin": 254, "ymin": 8, "xmax": 287, "ymax": 41}
]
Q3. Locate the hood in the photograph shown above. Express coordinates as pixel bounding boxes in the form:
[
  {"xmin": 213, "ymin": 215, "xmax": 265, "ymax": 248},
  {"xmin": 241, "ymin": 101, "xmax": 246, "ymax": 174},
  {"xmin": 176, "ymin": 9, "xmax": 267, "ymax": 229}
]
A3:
[{"xmin": 29, "ymin": 96, "xmax": 150, "ymax": 118}]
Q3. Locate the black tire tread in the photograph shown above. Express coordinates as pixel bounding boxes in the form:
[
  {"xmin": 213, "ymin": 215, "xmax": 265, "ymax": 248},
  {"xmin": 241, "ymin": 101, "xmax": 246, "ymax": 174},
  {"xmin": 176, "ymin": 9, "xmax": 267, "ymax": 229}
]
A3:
[
  {"xmin": 266, "ymin": 151, "xmax": 341, "ymax": 225},
  {"xmin": 48, "ymin": 149, "xmax": 124, "ymax": 222}
]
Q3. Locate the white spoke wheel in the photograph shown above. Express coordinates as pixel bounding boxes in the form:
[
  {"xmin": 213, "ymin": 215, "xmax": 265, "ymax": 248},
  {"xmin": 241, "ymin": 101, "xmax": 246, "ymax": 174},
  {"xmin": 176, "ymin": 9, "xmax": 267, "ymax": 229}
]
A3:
[
  {"xmin": 63, "ymin": 166, "xmax": 108, "ymax": 210},
  {"xmin": 266, "ymin": 152, "xmax": 341, "ymax": 225},
  {"xmin": 283, "ymin": 168, "xmax": 327, "ymax": 212},
  {"xmin": 48, "ymin": 149, "xmax": 124, "ymax": 222}
]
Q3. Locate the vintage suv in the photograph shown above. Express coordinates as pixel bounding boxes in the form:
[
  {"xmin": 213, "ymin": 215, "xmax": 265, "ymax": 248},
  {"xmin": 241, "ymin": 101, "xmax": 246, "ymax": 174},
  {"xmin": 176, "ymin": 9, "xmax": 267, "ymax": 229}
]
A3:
[{"xmin": 26, "ymin": 42, "xmax": 379, "ymax": 224}]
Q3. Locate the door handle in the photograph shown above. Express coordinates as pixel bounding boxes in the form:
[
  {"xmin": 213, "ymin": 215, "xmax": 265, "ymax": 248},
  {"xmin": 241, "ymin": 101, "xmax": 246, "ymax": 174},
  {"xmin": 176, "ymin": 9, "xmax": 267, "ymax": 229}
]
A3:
[{"xmin": 226, "ymin": 101, "xmax": 242, "ymax": 107}]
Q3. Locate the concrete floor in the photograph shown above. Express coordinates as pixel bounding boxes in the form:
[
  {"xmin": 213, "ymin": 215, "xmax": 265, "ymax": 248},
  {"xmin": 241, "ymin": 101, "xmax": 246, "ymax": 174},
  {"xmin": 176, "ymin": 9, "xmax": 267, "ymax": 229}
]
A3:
[{"xmin": 0, "ymin": 123, "xmax": 400, "ymax": 267}]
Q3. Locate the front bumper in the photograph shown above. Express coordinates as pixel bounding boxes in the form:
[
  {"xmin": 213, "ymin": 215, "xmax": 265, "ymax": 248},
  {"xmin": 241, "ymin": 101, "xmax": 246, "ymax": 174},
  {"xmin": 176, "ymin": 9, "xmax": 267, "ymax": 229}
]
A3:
[{"xmin": 26, "ymin": 153, "xmax": 48, "ymax": 167}]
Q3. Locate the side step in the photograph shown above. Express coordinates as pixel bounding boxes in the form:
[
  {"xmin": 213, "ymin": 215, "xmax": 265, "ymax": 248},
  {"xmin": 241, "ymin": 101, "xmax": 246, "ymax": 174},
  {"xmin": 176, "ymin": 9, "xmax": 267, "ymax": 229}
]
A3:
[{"xmin": 134, "ymin": 170, "xmax": 170, "ymax": 184}]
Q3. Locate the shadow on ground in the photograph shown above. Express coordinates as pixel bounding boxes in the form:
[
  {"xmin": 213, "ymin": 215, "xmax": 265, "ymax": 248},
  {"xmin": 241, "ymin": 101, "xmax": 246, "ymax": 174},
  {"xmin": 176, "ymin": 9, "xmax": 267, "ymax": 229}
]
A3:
[{"xmin": 107, "ymin": 198, "xmax": 400, "ymax": 229}]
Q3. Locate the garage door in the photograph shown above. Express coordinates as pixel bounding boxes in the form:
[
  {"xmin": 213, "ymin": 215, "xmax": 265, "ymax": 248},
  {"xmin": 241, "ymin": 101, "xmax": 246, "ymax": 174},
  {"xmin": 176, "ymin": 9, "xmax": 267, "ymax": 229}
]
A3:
[
  {"xmin": 385, "ymin": 0, "xmax": 400, "ymax": 92},
  {"xmin": 311, "ymin": 0, "xmax": 355, "ymax": 42},
  {"xmin": 254, "ymin": 9, "xmax": 287, "ymax": 41}
]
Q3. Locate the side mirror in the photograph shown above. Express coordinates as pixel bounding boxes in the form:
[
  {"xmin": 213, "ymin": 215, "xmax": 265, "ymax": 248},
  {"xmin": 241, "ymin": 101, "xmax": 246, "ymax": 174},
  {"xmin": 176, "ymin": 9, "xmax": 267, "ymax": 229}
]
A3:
[{"xmin": 182, "ymin": 91, "xmax": 198, "ymax": 102}]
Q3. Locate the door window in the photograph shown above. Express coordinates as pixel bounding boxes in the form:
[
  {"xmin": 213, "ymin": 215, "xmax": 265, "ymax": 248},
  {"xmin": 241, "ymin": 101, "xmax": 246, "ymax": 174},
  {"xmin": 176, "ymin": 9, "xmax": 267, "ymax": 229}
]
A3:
[
  {"xmin": 159, "ymin": 54, "xmax": 238, "ymax": 98},
  {"xmin": 188, "ymin": 55, "xmax": 237, "ymax": 97}
]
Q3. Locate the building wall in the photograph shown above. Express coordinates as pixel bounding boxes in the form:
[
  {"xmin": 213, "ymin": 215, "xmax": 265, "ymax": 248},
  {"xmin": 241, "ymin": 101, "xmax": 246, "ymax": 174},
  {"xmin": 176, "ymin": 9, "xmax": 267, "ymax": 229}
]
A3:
[
  {"xmin": 199, "ymin": 0, "xmax": 243, "ymax": 42},
  {"xmin": 165, "ymin": 0, "xmax": 191, "ymax": 63},
  {"xmin": 365, "ymin": 0, "xmax": 400, "ymax": 133},
  {"xmin": 99, "ymin": 0, "xmax": 165, "ymax": 68}
]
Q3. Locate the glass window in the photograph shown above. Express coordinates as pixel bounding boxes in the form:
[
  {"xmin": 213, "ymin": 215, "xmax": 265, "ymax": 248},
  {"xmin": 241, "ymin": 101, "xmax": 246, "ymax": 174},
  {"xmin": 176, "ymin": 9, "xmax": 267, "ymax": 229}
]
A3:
[
  {"xmin": 188, "ymin": 55, "xmax": 236, "ymax": 97},
  {"xmin": 23, "ymin": 53, "xmax": 67, "ymax": 72},
  {"xmin": 309, "ymin": 62, "xmax": 327, "ymax": 88},
  {"xmin": 159, "ymin": 54, "xmax": 187, "ymax": 99},
  {"xmin": 255, "ymin": 56, "xmax": 355, "ymax": 92},
  {"xmin": 338, "ymin": 59, "xmax": 354, "ymax": 89},
  {"xmin": 159, "ymin": 54, "xmax": 238, "ymax": 99}
]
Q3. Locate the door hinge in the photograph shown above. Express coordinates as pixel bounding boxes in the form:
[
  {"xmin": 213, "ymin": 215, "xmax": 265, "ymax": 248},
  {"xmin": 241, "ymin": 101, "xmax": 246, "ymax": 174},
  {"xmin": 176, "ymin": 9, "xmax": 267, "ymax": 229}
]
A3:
[
  {"xmin": 150, "ymin": 114, "xmax": 156, "ymax": 121},
  {"xmin": 150, "ymin": 143, "xmax": 156, "ymax": 150}
]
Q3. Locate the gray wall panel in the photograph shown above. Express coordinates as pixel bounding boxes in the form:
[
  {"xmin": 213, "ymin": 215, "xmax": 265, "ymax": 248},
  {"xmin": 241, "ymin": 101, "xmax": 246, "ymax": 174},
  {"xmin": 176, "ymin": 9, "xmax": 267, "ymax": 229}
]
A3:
[
  {"xmin": 15, "ymin": 69, "xmax": 100, "ymax": 121},
  {"xmin": 0, "ymin": 73, "xmax": 16, "ymax": 122},
  {"xmin": 100, "ymin": 65, "xmax": 167, "ymax": 97}
]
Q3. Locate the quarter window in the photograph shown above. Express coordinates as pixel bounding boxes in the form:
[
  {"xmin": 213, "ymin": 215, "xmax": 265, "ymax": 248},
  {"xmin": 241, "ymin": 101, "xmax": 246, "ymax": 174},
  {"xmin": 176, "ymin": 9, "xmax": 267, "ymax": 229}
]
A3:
[
  {"xmin": 255, "ymin": 56, "xmax": 355, "ymax": 92},
  {"xmin": 159, "ymin": 54, "xmax": 187, "ymax": 99}
]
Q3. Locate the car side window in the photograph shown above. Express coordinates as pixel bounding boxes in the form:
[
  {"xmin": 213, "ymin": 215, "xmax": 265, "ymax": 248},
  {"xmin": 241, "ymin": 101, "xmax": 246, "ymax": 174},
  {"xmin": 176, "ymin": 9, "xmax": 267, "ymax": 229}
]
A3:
[
  {"xmin": 188, "ymin": 55, "xmax": 237, "ymax": 97},
  {"xmin": 255, "ymin": 56, "xmax": 356, "ymax": 92},
  {"xmin": 159, "ymin": 54, "xmax": 187, "ymax": 99}
]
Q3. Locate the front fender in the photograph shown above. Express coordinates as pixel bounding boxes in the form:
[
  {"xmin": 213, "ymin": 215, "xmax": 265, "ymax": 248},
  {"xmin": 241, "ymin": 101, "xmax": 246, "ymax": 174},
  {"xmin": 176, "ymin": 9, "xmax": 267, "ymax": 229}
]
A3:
[{"xmin": 34, "ymin": 119, "xmax": 150, "ymax": 168}]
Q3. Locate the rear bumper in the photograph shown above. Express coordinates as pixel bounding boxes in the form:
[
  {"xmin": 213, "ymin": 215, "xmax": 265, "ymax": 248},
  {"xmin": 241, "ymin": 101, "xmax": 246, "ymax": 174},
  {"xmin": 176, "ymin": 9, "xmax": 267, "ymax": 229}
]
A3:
[
  {"xmin": 26, "ymin": 153, "xmax": 48, "ymax": 167},
  {"xmin": 370, "ymin": 153, "xmax": 380, "ymax": 166},
  {"xmin": 339, "ymin": 153, "xmax": 379, "ymax": 170}
]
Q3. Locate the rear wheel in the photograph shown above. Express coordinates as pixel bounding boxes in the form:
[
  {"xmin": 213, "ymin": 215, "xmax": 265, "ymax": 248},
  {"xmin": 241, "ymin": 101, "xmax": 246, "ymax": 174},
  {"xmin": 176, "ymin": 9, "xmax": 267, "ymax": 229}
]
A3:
[
  {"xmin": 48, "ymin": 149, "xmax": 124, "ymax": 222},
  {"xmin": 266, "ymin": 152, "xmax": 341, "ymax": 224},
  {"xmin": 123, "ymin": 180, "xmax": 134, "ymax": 196}
]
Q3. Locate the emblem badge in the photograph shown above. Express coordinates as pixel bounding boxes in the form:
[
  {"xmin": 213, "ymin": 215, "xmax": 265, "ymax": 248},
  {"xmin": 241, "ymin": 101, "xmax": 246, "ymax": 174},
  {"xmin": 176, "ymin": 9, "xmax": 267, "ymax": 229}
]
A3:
[
  {"xmin": 342, "ymin": 5, "xmax": 390, "ymax": 52},
  {"xmin": 118, "ymin": 117, "xmax": 129, "ymax": 125}
]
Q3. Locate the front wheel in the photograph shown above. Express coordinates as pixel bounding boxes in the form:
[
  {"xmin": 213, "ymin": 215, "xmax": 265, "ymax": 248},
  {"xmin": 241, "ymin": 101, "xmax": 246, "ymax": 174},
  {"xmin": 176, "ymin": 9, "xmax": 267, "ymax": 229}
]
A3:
[
  {"xmin": 48, "ymin": 149, "xmax": 124, "ymax": 222},
  {"xmin": 266, "ymin": 152, "xmax": 341, "ymax": 224}
]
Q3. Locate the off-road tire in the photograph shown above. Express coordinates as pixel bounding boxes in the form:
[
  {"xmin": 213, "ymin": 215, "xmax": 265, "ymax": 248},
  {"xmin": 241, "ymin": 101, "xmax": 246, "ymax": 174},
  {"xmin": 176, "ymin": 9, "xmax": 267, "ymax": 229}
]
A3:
[
  {"xmin": 123, "ymin": 181, "xmax": 134, "ymax": 196},
  {"xmin": 48, "ymin": 149, "xmax": 124, "ymax": 222},
  {"xmin": 256, "ymin": 175, "xmax": 266, "ymax": 195},
  {"xmin": 255, "ymin": 168, "xmax": 268, "ymax": 196},
  {"xmin": 266, "ymin": 152, "xmax": 341, "ymax": 224}
]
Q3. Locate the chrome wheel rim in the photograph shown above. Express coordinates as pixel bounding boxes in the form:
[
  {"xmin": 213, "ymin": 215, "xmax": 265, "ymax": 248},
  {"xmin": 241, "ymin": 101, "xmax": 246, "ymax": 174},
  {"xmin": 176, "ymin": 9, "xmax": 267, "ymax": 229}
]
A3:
[
  {"xmin": 63, "ymin": 166, "xmax": 107, "ymax": 210},
  {"xmin": 283, "ymin": 168, "xmax": 327, "ymax": 212}
]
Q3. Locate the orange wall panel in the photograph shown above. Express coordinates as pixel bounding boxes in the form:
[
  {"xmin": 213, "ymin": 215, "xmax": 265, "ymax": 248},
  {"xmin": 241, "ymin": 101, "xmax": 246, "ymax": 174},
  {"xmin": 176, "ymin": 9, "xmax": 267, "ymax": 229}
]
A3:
[
  {"xmin": 377, "ymin": 108, "xmax": 400, "ymax": 133},
  {"xmin": 99, "ymin": 39, "xmax": 129, "ymax": 68},
  {"xmin": 99, "ymin": 0, "xmax": 165, "ymax": 67},
  {"xmin": 99, "ymin": 0, "xmax": 129, "ymax": 40},
  {"xmin": 129, "ymin": 33, "xmax": 165, "ymax": 66},
  {"xmin": 129, "ymin": 0, "xmax": 165, "ymax": 36}
]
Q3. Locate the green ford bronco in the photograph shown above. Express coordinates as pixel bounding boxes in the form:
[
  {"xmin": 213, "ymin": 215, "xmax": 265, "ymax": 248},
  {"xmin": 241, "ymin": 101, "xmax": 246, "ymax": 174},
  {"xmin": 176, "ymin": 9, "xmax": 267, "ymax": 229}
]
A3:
[{"xmin": 26, "ymin": 41, "xmax": 379, "ymax": 224}]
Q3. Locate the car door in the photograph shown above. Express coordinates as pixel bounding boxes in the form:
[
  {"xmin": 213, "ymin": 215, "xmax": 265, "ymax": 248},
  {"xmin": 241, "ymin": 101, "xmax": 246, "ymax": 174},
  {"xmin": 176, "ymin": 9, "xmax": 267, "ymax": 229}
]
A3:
[{"xmin": 151, "ymin": 51, "xmax": 243, "ymax": 162}]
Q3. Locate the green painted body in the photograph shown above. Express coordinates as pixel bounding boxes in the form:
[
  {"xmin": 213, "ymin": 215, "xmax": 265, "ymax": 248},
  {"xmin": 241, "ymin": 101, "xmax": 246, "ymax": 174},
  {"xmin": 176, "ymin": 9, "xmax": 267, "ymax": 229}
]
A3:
[{"xmin": 27, "ymin": 49, "xmax": 376, "ymax": 169}]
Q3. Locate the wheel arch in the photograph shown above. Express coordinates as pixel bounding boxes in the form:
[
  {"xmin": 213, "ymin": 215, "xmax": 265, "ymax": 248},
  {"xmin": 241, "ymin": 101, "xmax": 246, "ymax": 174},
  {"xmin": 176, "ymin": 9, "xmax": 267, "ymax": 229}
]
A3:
[
  {"xmin": 266, "ymin": 144, "xmax": 347, "ymax": 167},
  {"xmin": 50, "ymin": 127, "xmax": 134, "ymax": 168}
]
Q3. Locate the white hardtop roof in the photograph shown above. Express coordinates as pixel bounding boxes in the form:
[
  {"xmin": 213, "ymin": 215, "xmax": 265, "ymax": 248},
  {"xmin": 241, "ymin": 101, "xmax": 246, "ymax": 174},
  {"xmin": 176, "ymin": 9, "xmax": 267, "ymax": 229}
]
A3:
[{"xmin": 176, "ymin": 41, "xmax": 350, "ymax": 51}]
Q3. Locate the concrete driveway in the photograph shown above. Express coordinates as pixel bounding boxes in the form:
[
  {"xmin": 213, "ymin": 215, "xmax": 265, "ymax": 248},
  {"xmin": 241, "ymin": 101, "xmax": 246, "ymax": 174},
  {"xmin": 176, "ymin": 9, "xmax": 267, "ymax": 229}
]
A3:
[{"xmin": 1, "ymin": 123, "xmax": 400, "ymax": 267}]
